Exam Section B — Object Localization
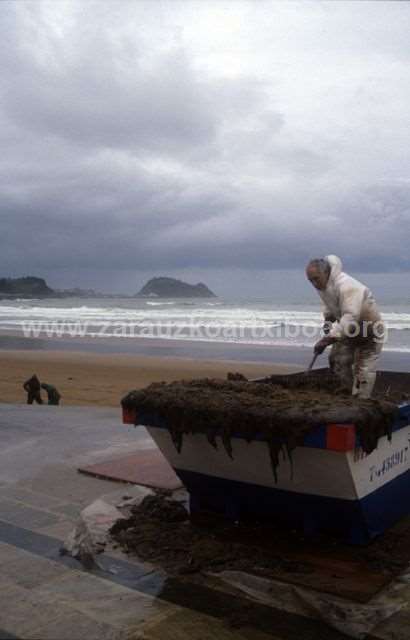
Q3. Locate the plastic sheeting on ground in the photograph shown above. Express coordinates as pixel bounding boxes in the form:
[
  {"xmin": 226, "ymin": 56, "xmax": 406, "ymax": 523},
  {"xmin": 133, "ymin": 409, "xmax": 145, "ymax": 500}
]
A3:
[
  {"xmin": 211, "ymin": 569, "xmax": 408, "ymax": 639},
  {"xmin": 62, "ymin": 485, "xmax": 154, "ymax": 567}
]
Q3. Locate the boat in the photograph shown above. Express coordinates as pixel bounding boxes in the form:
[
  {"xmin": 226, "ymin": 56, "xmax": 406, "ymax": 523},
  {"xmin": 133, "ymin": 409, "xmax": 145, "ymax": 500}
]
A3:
[{"xmin": 122, "ymin": 370, "xmax": 410, "ymax": 544}]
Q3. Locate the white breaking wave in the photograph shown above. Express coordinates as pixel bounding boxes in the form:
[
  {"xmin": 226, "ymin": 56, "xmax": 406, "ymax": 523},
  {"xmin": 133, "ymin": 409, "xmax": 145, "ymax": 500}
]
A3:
[{"xmin": 1, "ymin": 303, "xmax": 410, "ymax": 327}]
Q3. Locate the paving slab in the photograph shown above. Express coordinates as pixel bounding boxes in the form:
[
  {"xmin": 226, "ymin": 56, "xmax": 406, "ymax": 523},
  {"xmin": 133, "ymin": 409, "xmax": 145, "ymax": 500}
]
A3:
[
  {"xmin": 0, "ymin": 498, "xmax": 60, "ymax": 529},
  {"xmin": 133, "ymin": 605, "xmax": 278, "ymax": 640},
  {"xmin": 38, "ymin": 518, "xmax": 78, "ymax": 540},
  {"xmin": 35, "ymin": 570, "xmax": 147, "ymax": 605},
  {"xmin": 49, "ymin": 501, "xmax": 84, "ymax": 519},
  {"xmin": 0, "ymin": 541, "xmax": 30, "ymax": 566},
  {"xmin": 70, "ymin": 584, "xmax": 174, "ymax": 630},
  {"xmin": 24, "ymin": 608, "xmax": 125, "ymax": 640},
  {"xmin": 0, "ymin": 548, "xmax": 71, "ymax": 589},
  {"xmin": 0, "ymin": 486, "xmax": 67, "ymax": 511},
  {"xmin": 34, "ymin": 569, "xmax": 176, "ymax": 632},
  {"xmin": 17, "ymin": 464, "xmax": 122, "ymax": 506},
  {"xmin": 0, "ymin": 582, "xmax": 74, "ymax": 637}
]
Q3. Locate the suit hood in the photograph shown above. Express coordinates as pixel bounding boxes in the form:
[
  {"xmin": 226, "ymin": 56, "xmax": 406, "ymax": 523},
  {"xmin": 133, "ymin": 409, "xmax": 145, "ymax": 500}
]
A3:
[{"xmin": 325, "ymin": 255, "xmax": 342, "ymax": 281}]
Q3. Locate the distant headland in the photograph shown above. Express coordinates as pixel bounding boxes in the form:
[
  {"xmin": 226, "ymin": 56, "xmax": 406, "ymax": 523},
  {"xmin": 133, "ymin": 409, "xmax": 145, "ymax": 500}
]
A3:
[
  {"xmin": 0, "ymin": 277, "xmax": 54, "ymax": 298},
  {"xmin": 0, "ymin": 275, "xmax": 217, "ymax": 300},
  {"xmin": 136, "ymin": 277, "xmax": 216, "ymax": 298},
  {"xmin": 0, "ymin": 277, "xmax": 107, "ymax": 299}
]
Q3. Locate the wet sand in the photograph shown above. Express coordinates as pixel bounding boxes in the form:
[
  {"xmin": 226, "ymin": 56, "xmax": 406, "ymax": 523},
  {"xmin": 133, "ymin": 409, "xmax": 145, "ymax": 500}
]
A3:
[
  {"xmin": 0, "ymin": 332, "xmax": 408, "ymax": 370},
  {"xmin": 0, "ymin": 349, "xmax": 301, "ymax": 407}
]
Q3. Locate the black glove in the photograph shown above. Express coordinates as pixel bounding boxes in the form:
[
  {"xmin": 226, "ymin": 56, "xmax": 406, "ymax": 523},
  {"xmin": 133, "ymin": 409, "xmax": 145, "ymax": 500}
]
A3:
[{"xmin": 322, "ymin": 321, "xmax": 333, "ymax": 335}]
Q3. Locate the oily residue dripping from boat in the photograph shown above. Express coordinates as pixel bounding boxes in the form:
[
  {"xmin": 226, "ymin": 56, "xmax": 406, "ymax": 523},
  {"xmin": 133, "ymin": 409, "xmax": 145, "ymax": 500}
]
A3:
[{"xmin": 122, "ymin": 374, "xmax": 397, "ymax": 480}]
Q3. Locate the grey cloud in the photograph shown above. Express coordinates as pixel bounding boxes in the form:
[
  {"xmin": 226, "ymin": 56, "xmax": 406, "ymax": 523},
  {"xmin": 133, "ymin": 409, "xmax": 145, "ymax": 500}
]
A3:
[{"xmin": 3, "ymin": 52, "xmax": 216, "ymax": 153}]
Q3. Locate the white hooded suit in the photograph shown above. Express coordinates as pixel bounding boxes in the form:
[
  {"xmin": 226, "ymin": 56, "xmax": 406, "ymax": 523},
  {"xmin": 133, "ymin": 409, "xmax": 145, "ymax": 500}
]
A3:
[{"xmin": 317, "ymin": 255, "xmax": 384, "ymax": 398}]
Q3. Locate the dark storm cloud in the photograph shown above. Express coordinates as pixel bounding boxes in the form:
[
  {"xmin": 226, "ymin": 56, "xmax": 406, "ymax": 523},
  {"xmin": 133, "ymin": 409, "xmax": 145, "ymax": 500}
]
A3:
[{"xmin": 0, "ymin": 1, "xmax": 410, "ymax": 290}]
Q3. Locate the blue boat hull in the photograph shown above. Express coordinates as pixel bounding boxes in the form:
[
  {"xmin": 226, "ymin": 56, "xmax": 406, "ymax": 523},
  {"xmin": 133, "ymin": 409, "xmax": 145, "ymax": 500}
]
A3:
[{"xmin": 177, "ymin": 466, "xmax": 410, "ymax": 544}]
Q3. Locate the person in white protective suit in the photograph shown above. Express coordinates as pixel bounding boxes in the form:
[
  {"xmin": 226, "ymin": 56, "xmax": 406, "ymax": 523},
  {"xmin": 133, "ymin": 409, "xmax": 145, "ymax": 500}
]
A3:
[{"xmin": 305, "ymin": 255, "xmax": 384, "ymax": 398}]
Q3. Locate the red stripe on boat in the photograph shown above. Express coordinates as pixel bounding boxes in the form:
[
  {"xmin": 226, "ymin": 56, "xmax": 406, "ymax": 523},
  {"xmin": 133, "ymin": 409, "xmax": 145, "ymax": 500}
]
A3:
[
  {"xmin": 122, "ymin": 407, "xmax": 137, "ymax": 424},
  {"xmin": 326, "ymin": 423, "xmax": 356, "ymax": 452}
]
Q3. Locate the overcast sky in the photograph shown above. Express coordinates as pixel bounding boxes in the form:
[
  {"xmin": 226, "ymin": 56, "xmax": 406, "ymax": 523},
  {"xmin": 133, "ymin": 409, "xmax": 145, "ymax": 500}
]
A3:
[{"xmin": 1, "ymin": 1, "xmax": 410, "ymax": 296}]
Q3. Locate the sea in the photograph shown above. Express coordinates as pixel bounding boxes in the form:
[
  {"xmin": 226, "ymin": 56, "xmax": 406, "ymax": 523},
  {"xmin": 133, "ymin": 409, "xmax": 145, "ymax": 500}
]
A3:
[{"xmin": 0, "ymin": 297, "xmax": 409, "ymax": 356}]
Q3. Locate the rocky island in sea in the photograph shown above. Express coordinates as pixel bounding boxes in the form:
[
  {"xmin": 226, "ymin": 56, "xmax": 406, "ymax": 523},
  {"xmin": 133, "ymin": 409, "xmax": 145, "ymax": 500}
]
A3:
[{"xmin": 136, "ymin": 277, "xmax": 216, "ymax": 298}]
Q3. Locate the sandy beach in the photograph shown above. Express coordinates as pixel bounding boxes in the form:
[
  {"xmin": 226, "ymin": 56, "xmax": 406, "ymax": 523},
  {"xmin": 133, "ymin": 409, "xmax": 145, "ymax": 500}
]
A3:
[{"xmin": 0, "ymin": 349, "xmax": 301, "ymax": 407}]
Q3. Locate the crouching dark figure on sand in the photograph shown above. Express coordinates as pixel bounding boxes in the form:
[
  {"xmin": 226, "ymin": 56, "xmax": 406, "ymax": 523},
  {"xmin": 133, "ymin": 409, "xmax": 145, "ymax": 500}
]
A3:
[{"xmin": 41, "ymin": 383, "xmax": 61, "ymax": 406}]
